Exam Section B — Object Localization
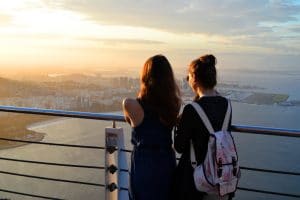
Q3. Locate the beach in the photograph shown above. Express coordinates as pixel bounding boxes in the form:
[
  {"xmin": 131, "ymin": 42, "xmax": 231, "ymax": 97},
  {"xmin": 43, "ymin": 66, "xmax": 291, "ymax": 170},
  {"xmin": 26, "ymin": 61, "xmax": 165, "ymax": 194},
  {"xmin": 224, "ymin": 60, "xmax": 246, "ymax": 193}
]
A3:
[{"xmin": 0, "ymin": 114, "xmax": 55, "ymax": 150}]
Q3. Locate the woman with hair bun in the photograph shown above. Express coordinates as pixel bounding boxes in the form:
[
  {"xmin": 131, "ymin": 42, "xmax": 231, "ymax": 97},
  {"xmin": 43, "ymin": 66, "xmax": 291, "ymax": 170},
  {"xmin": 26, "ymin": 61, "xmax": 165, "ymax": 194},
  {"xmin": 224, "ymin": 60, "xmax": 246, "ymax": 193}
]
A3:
[{"xmin": 172, "ymin": 54, "xmax": 234, "ymax": 200}]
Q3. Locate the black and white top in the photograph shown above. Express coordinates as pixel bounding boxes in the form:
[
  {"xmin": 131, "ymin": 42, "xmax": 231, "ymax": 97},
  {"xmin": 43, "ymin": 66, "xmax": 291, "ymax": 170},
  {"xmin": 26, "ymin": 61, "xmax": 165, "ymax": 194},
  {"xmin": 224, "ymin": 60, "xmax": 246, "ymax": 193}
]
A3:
[
  {"xmin": 172, "ymin": 96, "xmax": 232, "ymax": 200},
  {"xmin": 175, "ymin": 95, "xmax": 231, "ymax": 164}
]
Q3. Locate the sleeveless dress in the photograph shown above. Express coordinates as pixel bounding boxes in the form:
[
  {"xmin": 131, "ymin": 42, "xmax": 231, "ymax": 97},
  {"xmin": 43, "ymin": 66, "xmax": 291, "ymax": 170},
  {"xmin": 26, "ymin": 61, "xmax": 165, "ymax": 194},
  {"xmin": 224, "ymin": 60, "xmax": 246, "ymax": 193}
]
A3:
[{"xmin": 129, "ymin": 99, "xmax": 176, "ymax": 200}]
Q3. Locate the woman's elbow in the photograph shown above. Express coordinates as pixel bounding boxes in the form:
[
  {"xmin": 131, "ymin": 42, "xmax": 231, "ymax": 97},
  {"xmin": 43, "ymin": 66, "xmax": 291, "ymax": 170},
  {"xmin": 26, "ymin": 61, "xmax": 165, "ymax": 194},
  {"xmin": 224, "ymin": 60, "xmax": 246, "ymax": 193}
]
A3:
[{"xmin": 122, "ymin": 98, "xmax": 129, "ymax": 111}]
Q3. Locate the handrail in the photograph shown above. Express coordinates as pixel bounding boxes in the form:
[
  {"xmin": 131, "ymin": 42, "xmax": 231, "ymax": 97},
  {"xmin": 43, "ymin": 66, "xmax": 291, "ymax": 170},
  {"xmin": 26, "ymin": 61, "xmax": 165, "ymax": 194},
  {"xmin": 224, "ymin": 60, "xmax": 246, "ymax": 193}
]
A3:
[
  {"xmin": 0, "ymin": 105, "xmax": 125, "ymax": 121},
  {"xmin": 0, "ymin": 105, "xmax": 300, "ymax": 137},
  {"xmin": 231, "ymin": 124, "xmax": 300, "ymax": 137},
  {"xmin": 0, "ymin": 188, "xmax": 64, "ymax": 200},
  {"xmin": 0, "ymin": 105, "xmax": 300, "ymax": 199},
  {"xmin": 0, "ymin": 137, "xmax": 106, "ymax": 149},
  {"xmin": 0, "ymin": 170, "xmax": 105, "ymax": 187},
  {"xmin": 0, "ymin": 156, "xmax": 105, "ymax": 169}
]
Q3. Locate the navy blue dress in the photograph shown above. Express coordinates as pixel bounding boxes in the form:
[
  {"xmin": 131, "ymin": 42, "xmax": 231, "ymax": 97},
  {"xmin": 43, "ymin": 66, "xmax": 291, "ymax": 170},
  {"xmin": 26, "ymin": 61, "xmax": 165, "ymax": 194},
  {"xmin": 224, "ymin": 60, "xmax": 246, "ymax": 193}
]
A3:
[{"xmin": 129, "ymin": 100, "xmax": 176, "ymax": 200}]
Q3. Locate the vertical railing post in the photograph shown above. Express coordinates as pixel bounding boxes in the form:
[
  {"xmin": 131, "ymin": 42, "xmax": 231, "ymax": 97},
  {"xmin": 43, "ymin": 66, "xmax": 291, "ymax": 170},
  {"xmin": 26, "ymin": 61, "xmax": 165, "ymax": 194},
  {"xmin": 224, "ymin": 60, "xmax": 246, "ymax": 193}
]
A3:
[
  {"xmin": 117, "ymin": 128, "xmax": 129, "ymax": 200},
  {"xmin": 105, "ymin": 121, "xmax": 119, "ymax": 200}
]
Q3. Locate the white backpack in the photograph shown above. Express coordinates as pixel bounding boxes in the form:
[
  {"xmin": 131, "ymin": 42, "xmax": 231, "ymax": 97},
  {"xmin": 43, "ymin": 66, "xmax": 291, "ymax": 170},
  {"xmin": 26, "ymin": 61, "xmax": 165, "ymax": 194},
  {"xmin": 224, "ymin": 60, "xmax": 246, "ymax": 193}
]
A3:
[{"xmin": 190, "ymin": 101, "xmax": 240, "ymax": 196}]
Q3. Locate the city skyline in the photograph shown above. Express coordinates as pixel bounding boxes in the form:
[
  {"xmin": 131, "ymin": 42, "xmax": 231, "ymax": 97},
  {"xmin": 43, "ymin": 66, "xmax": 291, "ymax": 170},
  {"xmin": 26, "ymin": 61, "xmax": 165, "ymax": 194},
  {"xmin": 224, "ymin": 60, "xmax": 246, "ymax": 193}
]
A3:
[{"xmin": 0, "ymin": 0, "xmax": 300, "ymax": 76}]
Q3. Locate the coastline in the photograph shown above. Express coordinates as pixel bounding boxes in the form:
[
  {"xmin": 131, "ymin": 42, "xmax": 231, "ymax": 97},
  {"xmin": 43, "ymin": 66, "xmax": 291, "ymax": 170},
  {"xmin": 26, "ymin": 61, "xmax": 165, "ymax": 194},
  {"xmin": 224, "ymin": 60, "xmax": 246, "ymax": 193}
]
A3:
[
  {"xmin": 0, "ymin": 115, "xmax": 67, "ymax": 150},
  {"xmin": 0, "ymin": 131, "xmax": 46, "ymax": 150},
  {"xmin": 0, "ymin": 112, "xmax": 120, "ymax": 151},
  {"xmin": 27, "ymin": 117, "xmax": 71, "ymax": 129}
]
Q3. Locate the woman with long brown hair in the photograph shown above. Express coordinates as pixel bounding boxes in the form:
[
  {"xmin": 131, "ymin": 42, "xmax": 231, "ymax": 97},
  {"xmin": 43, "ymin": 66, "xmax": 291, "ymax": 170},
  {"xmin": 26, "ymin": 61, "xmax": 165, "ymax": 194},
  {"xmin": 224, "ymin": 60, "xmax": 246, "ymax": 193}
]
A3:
[{"xmin": 123, "ymin": 54, "xmax": 181, "ymax": 200}]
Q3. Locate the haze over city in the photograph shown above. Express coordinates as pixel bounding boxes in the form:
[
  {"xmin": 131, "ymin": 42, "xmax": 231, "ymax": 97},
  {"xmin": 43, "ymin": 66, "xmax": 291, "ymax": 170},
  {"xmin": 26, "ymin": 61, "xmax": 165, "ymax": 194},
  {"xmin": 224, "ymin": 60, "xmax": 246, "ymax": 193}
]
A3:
[
  {"xmin": 0, "ymin": 2, "xmax": 300, "ymax": 200},
  {"xmin": 0, "ymin": 0, "xmax": 300, "ymax": 78}
]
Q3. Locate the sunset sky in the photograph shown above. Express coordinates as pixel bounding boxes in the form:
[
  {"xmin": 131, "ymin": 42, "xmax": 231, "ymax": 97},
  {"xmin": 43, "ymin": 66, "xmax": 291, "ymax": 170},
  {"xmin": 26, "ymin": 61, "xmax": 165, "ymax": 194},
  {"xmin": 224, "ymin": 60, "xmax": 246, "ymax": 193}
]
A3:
[{"xmin": 0, "ymin": 0, "xmax": 300, "ymax": 76}]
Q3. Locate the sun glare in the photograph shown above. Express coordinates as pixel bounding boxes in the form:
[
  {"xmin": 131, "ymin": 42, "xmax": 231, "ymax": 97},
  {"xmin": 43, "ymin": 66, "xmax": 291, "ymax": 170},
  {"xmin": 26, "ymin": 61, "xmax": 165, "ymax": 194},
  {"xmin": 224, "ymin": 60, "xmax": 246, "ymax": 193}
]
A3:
[
  {"xmin": 1, "ymin": 0, "xmax": 297, "ymax": 71},
  {"xmin": 10, "ymin": 11, "xmax": 88, "ymax": 36},
  {"xmin": 0, "ymin": 0, "xmax": 222, "ymax": 52}
]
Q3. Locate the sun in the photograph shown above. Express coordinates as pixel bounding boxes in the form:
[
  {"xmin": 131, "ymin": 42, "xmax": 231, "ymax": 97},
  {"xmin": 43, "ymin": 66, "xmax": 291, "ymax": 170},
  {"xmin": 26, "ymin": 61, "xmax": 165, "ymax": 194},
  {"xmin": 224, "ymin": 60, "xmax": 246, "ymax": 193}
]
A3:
[{"xmin": 12, "ymin": 10, "xmax": 88, "ymax": 36}]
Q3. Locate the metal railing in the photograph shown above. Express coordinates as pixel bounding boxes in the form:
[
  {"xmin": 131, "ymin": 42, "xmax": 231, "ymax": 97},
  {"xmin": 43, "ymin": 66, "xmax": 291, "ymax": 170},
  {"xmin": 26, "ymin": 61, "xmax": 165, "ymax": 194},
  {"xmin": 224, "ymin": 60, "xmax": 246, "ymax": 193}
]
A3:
[
  {"xmin": 1, "ymin": 105, "xmax": 299, "ymax": 137},
  {"xmin": 0, "ymin": 105, "xmax": 299, "ymax": 199}
]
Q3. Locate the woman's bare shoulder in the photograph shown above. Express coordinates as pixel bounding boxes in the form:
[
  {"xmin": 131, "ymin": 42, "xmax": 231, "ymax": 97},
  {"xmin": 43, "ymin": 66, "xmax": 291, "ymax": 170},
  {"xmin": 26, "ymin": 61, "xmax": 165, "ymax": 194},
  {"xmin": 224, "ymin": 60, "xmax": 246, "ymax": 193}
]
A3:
[
  {"xmin": 122, "ymin": 98, "xmax": 139, "ymax": 110},
  {"xmin": 122, "ymin": 98, "xmax": 144, "ymax": 127}
]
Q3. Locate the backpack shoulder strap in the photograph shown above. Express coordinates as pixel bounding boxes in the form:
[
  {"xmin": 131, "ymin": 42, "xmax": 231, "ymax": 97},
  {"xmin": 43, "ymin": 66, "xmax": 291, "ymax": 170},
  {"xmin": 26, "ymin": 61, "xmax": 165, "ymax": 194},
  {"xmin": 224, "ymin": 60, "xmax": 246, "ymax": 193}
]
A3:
[
  {"xmin": 190, "ymin": 102, "xmax": 214, "ymax": 134},
  {"xmin": 221, "ymin": 99, "xmax": 232, "ymax": 131},
  {"xmin": 190, "ymin": 140, "xmax": 197, "ymax": 168},
  {"xmin": 189, "ymin": 102, "xmax": 215, "ymax": 169}
]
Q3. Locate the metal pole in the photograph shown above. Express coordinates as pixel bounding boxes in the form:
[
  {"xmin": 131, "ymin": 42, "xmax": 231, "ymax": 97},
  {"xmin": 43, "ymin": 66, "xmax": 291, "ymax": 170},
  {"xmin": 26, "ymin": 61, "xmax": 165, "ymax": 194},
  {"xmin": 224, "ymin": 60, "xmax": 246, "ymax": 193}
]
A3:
[
  {"xmin": 117, "ymin": 129, "xmax": 129, "ymax": 200},
  {"xmin": 105, "ymin": 127, "xmax": 118, "ymax": 200}
]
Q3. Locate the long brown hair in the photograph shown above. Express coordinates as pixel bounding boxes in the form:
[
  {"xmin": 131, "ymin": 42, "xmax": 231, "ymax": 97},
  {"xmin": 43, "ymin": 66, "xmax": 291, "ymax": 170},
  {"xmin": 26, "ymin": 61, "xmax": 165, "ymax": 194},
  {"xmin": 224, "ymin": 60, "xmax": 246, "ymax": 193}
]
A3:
[{"xmin": 138, "ymin": 54, "xmax": 181, "ymax": 127}]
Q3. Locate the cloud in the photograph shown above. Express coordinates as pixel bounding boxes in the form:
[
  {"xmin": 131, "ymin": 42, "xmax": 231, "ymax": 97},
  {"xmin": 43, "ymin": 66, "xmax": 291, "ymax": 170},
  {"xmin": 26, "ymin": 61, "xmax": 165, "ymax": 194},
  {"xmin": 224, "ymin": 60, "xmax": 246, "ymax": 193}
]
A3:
[
  {"xmin": 290, "ymin": 26, "xmax": 300, "ymax": 32},
  {"xmin": 38, "ymin": 0, "xmax": 300, "ymax": 57},
  {"xmin": 2, "ymin": 0, "xmax": 298, "ymax": 68},
  {"xmin": 78, "ymin": 37, "xmax": 165, "ymax": 45},
  {"xmin": 42, "ymin": 0, "xmax": 300, "ymax": 36}
]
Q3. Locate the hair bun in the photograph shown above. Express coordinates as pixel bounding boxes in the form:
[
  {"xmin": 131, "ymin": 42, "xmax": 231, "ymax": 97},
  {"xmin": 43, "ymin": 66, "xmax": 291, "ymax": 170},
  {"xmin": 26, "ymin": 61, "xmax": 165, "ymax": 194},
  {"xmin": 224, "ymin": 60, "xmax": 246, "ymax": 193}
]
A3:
[{"xmin": 202, "ymin": 54, "xmax": 216, "ymax": 66}]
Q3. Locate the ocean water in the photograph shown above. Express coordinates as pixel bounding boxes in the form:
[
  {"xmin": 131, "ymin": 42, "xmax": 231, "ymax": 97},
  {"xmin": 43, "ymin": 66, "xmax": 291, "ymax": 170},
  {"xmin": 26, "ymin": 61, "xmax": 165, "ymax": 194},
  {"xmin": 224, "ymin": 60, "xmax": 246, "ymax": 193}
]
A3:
[
  {"xmin": 221, "ymin": 69, "xmax": 300, "ymax": 200},
  {"xmin": 0, "ymin": 69, "xmax": 300, "ymax": 199},
  {"xmin": 232, "ymin": 103, "xmax": 300, "ymax": 200},
  {"xmin": 219, "ymin": 69, "xmax": 300, "ymax": 100}
]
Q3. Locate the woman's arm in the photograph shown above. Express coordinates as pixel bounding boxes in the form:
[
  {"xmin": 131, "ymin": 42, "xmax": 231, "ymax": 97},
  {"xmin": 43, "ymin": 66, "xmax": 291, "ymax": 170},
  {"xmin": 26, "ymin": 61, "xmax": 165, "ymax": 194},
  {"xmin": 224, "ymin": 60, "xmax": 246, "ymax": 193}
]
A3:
[
  {"xmin": 122, "ymin": 98, "xmax": 132, "ymax": 124},
  {"xmin": 122, "ymin": 99, "xmax": 131, "ymax": 124},
  {"xmin": 174, "ymin": 105, "xmax": 194, "ymax": 154},
  {"xmin": 122, "ymin": 98, "xmax": 144, "ymax": 127}
]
